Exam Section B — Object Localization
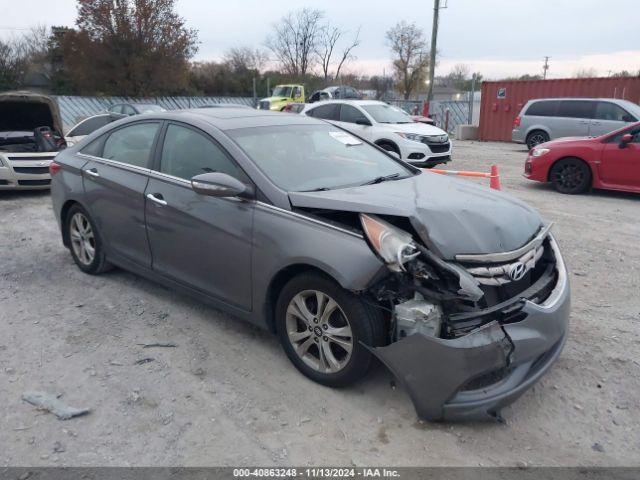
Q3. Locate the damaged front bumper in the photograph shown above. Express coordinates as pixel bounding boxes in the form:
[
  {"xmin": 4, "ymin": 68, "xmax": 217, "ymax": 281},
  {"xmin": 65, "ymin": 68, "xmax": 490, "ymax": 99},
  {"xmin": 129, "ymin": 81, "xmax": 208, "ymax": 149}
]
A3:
[{"xmin": 369, "ymin": 236, "xmax": 570, "ymax": 421}]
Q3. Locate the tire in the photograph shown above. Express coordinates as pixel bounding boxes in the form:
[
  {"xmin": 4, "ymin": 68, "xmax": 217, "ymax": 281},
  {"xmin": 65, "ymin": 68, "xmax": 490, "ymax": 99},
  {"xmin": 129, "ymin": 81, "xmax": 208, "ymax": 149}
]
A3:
[
  {"xmin": 65, "ymin": 204, "xmax": 112, "ymax": 274},
  {"xmin": 526, "ymin": 130, "xmax": 549, "ymax": 150},
  {"xmin": 549, "ymin": 158, "xmax": 592, "ymax": 194},
  {"xmin": 275, "ymin": 272, "xmax": 384, "ymax": 388},
  {"xmin": 377, "ymin": 142, "xmax": 400, "ymax": 156}
]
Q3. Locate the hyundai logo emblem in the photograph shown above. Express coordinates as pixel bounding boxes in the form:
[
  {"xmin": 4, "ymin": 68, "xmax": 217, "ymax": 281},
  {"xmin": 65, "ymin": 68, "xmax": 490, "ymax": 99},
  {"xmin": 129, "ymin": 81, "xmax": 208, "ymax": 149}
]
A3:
[{"xmin": 508, "ymin": 262, "xmax": 527, "ymax": 282}]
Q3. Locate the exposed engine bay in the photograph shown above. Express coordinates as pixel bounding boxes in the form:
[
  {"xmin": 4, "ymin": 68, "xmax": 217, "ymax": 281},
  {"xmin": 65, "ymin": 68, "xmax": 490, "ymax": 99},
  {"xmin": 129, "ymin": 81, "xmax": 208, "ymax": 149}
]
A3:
[{"xmin": 293, "ymin": 207, "xmax": 567, "ymax": 421}]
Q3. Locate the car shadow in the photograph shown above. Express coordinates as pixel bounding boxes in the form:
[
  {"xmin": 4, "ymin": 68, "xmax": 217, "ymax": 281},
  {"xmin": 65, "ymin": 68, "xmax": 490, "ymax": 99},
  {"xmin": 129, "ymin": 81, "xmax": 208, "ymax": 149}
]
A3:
[
  {"xmin": 523, "ymin": 181, "xmax": 640, "ymax": 201},
  {"xmin": 0, "ymin": 190, "xmax": 51, "ymax": 201}
]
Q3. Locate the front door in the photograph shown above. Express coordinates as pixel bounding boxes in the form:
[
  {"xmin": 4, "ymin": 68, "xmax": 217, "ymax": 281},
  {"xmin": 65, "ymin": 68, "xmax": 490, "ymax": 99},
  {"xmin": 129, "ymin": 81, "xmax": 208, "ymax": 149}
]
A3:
[
  {"xmin": 81, "ymin": 121, "xmax": 160, "ymax": 267},
  {"xmin": 589, "ymin": 101, "xmax": 637, "ymax": 137},
  {"xmin": 144, "ymin": 123, "xmax": 254, "ymax": 310},
  {"xmin": 599, "ymin": 127, "xmax": 640, "ymax": 188},
  {"xmin": 335, "ymin": 104, "xmax": 373, "ymax": 141}
]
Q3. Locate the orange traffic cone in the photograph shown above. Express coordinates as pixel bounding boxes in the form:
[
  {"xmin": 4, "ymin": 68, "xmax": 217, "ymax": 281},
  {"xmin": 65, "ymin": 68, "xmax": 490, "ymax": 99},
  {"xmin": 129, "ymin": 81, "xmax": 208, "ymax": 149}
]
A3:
[{"xmin": 490, "ymin": 165, "xmax": 501, "ymax": 190}]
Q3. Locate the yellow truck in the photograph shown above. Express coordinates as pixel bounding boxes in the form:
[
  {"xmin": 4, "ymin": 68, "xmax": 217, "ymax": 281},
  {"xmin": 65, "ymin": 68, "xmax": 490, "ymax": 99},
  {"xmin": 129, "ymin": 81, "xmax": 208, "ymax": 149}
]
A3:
[{"xmin": 257, "ymin": 84, "xmax": 305, "ymax": 111}]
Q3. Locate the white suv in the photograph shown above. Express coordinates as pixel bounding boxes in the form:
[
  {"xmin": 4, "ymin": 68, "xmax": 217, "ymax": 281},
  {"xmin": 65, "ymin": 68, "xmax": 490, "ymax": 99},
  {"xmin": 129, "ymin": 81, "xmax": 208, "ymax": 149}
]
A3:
[{"xmin": 302, "ymin": 100, "xmax": 451, "ymax": 168}]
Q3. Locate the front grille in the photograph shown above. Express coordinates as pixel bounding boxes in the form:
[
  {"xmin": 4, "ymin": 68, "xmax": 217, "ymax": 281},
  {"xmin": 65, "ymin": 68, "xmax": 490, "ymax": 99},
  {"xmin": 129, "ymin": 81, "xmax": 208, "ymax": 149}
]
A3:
[
  {"xmin": 461, "ymin": 367, "xmax": 510, "ymax": 391},
  {"xmin": 466, "ymin": 244, "xmax": 544, "ymax": 286},
  {"xmin": 13, "ymin": 167, "xmax": 50, "ymax": 174},
  {"xmin": 427, "ymin": 142, "xmax": 450, "ymax": 153},
  {"xmin": 7, "ymin": 155, "xmax": 56, "ymax": 161},
  {"xmin": 18, "ymin": 179, "xmax": 51, "ymax": 186}
]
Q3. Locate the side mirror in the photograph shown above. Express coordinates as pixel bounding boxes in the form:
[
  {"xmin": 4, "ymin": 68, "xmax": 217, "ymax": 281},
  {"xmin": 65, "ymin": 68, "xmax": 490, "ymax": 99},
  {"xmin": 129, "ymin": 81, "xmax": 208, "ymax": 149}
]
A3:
[
  {"xmin": 191, "ymin": 172, "xmax": 250, "ymax": 198},
  {"xmin": 356, "ymin": 118, "xmax": 371, "ymax": 126},
  {"xmin": 619, "ymin": 133, "xmax": 633, "ymax": 148}
]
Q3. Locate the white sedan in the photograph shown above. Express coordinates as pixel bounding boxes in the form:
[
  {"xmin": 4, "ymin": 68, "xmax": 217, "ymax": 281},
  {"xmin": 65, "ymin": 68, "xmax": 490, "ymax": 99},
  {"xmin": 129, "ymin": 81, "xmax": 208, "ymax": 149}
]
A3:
[{"xmin": 302, "ymin": 100, "xmax": 451, "ymax": 168}]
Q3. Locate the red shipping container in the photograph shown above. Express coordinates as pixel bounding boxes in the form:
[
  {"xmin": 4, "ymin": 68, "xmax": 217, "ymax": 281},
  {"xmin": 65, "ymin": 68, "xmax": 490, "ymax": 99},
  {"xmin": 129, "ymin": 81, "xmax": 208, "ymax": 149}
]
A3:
[{"xmin": 478, "ymin": 77, "xmax": 640, "ymax": 142}]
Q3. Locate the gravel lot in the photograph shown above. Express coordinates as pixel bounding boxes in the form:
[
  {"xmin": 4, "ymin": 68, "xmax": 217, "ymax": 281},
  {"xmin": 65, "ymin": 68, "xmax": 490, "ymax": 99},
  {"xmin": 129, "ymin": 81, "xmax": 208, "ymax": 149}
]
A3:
[{"xmin": 1, "ymin": 140, "xmax": 639, "ymax": 467}]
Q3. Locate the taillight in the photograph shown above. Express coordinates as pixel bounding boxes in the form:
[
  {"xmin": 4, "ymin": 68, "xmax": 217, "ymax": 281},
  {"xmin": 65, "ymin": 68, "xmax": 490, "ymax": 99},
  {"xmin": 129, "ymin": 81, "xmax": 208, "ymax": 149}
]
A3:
[
  {"xmin": 513, "ymin": 116, "xmax": 521, "ymax": 128},
  {"xmin": 49, "ymin": 161, "xmax": 62, "ymax": 176}
]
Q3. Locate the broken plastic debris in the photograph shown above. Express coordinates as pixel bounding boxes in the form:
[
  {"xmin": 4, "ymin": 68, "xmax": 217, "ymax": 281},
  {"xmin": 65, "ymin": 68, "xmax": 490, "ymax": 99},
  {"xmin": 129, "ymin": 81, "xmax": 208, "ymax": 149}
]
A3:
[{"xmin": 22, "ymin": 391, "xmax": 90, "ymax": 420}]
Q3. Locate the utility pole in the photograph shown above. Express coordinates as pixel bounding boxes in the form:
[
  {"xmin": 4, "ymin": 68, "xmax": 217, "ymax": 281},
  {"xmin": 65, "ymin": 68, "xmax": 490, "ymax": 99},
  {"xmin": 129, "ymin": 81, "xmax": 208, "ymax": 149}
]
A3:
[
  {"xmin": 426, "ymin": 0, "xmax": 441, "ymax": 104},
  {"xmin": 543, "ymin": 56, "xmax": 550, "ymax": 79}
]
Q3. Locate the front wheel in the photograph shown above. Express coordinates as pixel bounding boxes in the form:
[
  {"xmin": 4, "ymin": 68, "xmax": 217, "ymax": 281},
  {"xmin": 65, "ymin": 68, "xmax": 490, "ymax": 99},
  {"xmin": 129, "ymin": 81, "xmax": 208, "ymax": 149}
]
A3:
[
  {"xmin": 275, "ymin": 273, "xmax": 383, "ymax": 387},
  {"xmin": 549, "ymin": 158, "xmax": 591, "ymax": 194}
]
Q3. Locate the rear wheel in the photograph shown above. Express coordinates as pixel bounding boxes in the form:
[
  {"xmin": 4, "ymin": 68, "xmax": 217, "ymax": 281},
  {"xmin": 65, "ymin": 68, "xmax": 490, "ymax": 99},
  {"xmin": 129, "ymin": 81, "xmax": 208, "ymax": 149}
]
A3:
[
  {"xmin": 275, "ymin": 273, "xmax": 383, "ymax": 387},
  {"xmin": 549, "ymin": 158, "xmax": 591, "ymax": 194},
  {"xmin": 66, "ymin": 205, "xmax": 111, "ymax": 274},
  {"xmin": 526, "ymin": 130, "xmax": 549, "ymax": 149}
]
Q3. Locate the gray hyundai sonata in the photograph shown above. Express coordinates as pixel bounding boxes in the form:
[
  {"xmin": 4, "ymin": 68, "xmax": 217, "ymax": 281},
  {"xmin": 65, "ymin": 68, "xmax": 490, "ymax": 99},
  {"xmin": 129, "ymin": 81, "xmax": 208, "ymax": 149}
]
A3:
[{"xmin": 50, "ymin": 108, "xmax": 570, "ymax": 421}]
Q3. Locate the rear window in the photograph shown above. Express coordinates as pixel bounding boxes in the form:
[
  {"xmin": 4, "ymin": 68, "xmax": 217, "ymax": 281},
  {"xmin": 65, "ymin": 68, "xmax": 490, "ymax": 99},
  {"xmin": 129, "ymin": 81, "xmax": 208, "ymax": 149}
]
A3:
[
  {"xmin": 525, "ymin": 101, "xmax": 558, "ymax": 117},
  {"xmin": 68, "ymin": 116, "xmax": 112, "ymax": 137},
  {"xmin": 307, "ymin": 104, "xmax": 340, "ymax": 121}
]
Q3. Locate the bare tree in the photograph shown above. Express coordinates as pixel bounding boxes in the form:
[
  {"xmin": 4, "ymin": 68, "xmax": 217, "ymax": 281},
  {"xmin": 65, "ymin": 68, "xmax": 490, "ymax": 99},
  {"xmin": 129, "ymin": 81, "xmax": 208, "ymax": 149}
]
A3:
[
  {"xmin": 573, "ymin": 68, "xmax": 598, "ymax": 78},
  {"xmin": 333, "ymin": 28, "xmax": 360, "ymax": 81},
  {"xmin": 315, "ymin": 25, "xmax": 360, "ymax": 82},
  {"xmin": 265, "ymin": 8, "xmax": 323, "ymax": 76},
  {"xmin": 386, "ymin": 21, "xmax": 430, "ymax": 100},
  {"xmin": 224, "ymin": 47, "xmax": 269, "ymax": 73}
]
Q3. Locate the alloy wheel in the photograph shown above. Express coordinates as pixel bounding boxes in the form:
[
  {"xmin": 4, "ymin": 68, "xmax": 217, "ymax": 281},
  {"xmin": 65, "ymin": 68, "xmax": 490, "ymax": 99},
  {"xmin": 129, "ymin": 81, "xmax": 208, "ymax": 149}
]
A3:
[
  {"xmin": 552, "ymin": 163, "xmax": 585, "ymax": 191},
  {"xmin": 528, "ymin": 133, "xmax": 547, "ymax": 148},
  {"xmin": 285, "ymin": 290, "xmax": 353, "ymax": 374},
  {"xmin": 69, "ymin": 212, "xmax": 96, "ymax": 266}
]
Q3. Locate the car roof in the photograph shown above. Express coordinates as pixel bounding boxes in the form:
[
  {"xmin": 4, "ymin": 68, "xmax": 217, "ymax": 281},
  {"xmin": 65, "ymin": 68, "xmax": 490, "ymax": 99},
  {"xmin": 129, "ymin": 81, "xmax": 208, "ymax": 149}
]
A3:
[
  {"xmin": 308, "ymin": 99, "xmax": 388, "ymax": 107},
  {"xmin": 528, "ymin": 97, "xmax": 634, "ymax": 103},
  {"xmin": 135, "ymin": 108, "xmax": 328, "ymax": 131}
]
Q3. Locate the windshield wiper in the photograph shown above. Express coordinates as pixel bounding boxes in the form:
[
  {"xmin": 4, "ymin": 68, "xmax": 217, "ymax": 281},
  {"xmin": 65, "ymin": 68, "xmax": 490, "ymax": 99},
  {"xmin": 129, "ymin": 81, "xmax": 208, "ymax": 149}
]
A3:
[{"xmin": 361, "ymin": 173, "xmax": 401, "ymax": 185}]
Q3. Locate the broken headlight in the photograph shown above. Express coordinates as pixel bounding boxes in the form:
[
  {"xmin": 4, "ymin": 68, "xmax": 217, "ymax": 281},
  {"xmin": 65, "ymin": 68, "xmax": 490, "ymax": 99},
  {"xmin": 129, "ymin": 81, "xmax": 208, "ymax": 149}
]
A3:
[{"xmin": 360, "ymin": 214, "xmax": 419, "ymax": 272}]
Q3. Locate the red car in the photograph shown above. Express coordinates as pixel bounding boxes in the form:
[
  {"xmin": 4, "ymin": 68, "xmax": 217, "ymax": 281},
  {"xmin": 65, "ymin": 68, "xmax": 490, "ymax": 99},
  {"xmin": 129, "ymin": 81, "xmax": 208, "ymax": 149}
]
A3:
[{"xmin": 524, "ymin": 122, "xmax": 640, "ymax": 194}]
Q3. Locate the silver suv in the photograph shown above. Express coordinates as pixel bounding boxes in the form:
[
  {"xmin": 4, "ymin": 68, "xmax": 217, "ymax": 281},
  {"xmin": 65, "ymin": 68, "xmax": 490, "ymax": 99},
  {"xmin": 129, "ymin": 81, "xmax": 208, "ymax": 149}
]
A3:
[{"xmin": 512, "ymin": 98, "xmax": 640, "ymax": 149}]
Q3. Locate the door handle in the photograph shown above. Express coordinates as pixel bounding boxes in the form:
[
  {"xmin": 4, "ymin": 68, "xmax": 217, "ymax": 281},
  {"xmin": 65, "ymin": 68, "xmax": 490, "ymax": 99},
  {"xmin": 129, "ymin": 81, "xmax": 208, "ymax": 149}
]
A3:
[
  {"xmin": 84, "ymin": 168, "xmax": 100, "ymax": 178},
  {"xmin": 146, "ymin": 193, "xmax": 167, "ymax": 206}
]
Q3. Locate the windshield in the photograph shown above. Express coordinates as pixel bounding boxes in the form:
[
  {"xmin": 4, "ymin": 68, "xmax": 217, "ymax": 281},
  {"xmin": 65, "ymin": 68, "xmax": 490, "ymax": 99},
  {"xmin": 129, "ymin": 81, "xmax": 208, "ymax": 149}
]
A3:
[
  {"xmin": 228, "ymin": 124, "xmax": 413, "ymax": 192},
  {"xmin": 272, "ymin": 86, "xmax": 293, "ymax": 97},
  {"xmin": 362, "ymin": 104, "xmax": 412, "ymax": 124},
  {"xmin": 137, "ymin": 104, "xmax": 165, "ymax": 113}
]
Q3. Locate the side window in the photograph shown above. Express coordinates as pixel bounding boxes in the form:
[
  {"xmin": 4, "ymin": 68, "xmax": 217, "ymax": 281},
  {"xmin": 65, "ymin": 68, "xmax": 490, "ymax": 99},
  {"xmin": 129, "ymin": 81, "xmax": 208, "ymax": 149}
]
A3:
[
  {"xmin": 309, "ymin": 92, "xmax": 319, "ymax": 102},
  {"xmin": 102, "ymin": 122, "xmax": 159, "ymax": 168},
  {"xmin": 68, "ymin": 116, "xmax": 111, "ymax": 137},
  {"xmin": 292, "ymin": 86, "xmax": 301, "ymax": 98},
  {"xmin": 346, "ymin": 87, "xmax": 359, "ymax": 98},
  {"xmin": 307, "ymin": 104, "xmax": 339, "ymax": 120},
  {"xmin": 160, "ymin": 124, "xmax": 245, "ymax": 181},
  {"xmin": 340, "ymin": 105, "xmax": 367, "ymax": 124},
  {"xmin": 123, "ymin": 105, "xmax": 137, "ymax": 116},
  {"xmin": 594, "ymin": 102, "xmax": 635, "ymax": 122},
  {"xmin": 80, "ymin": 138, "xmax": 104, "ymax": 157},
  {"xmin": 525, "ymin": 101, "xmax": 558, "ymax": 117},
  {"xmin": 108, "ymin": 104, "xmax": 123, "ymax": 114},
  {"xmin": 556, "ymin": 100, "xmax": 595, "ymax": 119}
]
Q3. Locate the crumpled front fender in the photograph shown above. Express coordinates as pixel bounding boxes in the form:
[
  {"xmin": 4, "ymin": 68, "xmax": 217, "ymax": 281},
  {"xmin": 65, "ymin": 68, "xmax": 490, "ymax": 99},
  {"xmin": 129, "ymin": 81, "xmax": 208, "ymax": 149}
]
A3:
[{"xmin": 367, "ymin": 321, "xmax": 513, "ymax": 421}]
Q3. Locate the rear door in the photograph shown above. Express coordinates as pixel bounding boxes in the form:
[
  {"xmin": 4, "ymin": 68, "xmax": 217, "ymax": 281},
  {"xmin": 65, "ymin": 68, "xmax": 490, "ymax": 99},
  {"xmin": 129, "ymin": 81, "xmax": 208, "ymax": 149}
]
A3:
[
  {"xmin": 599, "ymin": 127, "xmax": 640, "ymax": 188},
  {"xmin": 80, "ymin": 121, "xmax": 161, "ymax": 267},
  {"xmin": 554, "ymin": 100, "xmax": 595, "ymax": 138},
  {"xmin": 144, "ymin": 122, "xmax": 254, "ymax": 310},
  {"xmin": 590, "ymin": 101, "xmax": 638, "ymax": 137}
]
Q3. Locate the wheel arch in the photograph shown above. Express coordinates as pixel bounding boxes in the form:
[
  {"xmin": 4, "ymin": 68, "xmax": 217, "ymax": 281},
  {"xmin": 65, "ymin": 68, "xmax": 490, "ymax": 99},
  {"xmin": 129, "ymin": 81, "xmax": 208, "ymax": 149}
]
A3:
[
  {"xmin": 263, "ymin": 263, "xmax": 349, "ymax": 334},
  {"xmin": 60, "ymin": 199, "xmax": 81, "ymax": 248},
  {"xmin": 374, "ymin": 138, "xmax": 401, "ymax": 154}
]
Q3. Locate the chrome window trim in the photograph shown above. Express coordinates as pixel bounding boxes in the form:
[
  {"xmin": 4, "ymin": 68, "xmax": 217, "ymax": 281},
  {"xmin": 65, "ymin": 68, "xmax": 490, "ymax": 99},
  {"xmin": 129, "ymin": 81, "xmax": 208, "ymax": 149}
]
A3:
[
  {"xmin": 455, "ymin": 223, "xmax": 553, "ymax": 264},
  {"xmin": 255, "ymin": 201, "xmax": 363, "ymax": 239},
  {"xmin": 77, "ymin": 152, "xmax": 151, "ymax": 175}
]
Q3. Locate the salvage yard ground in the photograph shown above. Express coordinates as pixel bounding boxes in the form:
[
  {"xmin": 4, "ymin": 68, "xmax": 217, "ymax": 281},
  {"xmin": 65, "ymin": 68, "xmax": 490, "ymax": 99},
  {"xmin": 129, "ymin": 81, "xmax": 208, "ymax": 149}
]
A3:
[{"xmin": 1, "ymin": 141, "xmax": 639, "ymax": 467}]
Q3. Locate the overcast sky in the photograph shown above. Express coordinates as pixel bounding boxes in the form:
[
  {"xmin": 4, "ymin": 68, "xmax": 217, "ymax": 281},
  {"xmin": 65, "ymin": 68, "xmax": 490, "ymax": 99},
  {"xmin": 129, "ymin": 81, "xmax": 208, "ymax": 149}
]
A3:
[{"xmin": 1, "ymin": 0, "xmax": 638, "ymax": 79}]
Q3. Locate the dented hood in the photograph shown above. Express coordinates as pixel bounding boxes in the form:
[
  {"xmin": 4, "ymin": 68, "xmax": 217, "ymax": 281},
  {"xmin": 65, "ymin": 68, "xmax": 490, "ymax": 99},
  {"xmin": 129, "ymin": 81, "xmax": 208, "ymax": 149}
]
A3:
[{"xmin": 288, "ymin": 171, "xmax": 543, "ymax": 259}]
